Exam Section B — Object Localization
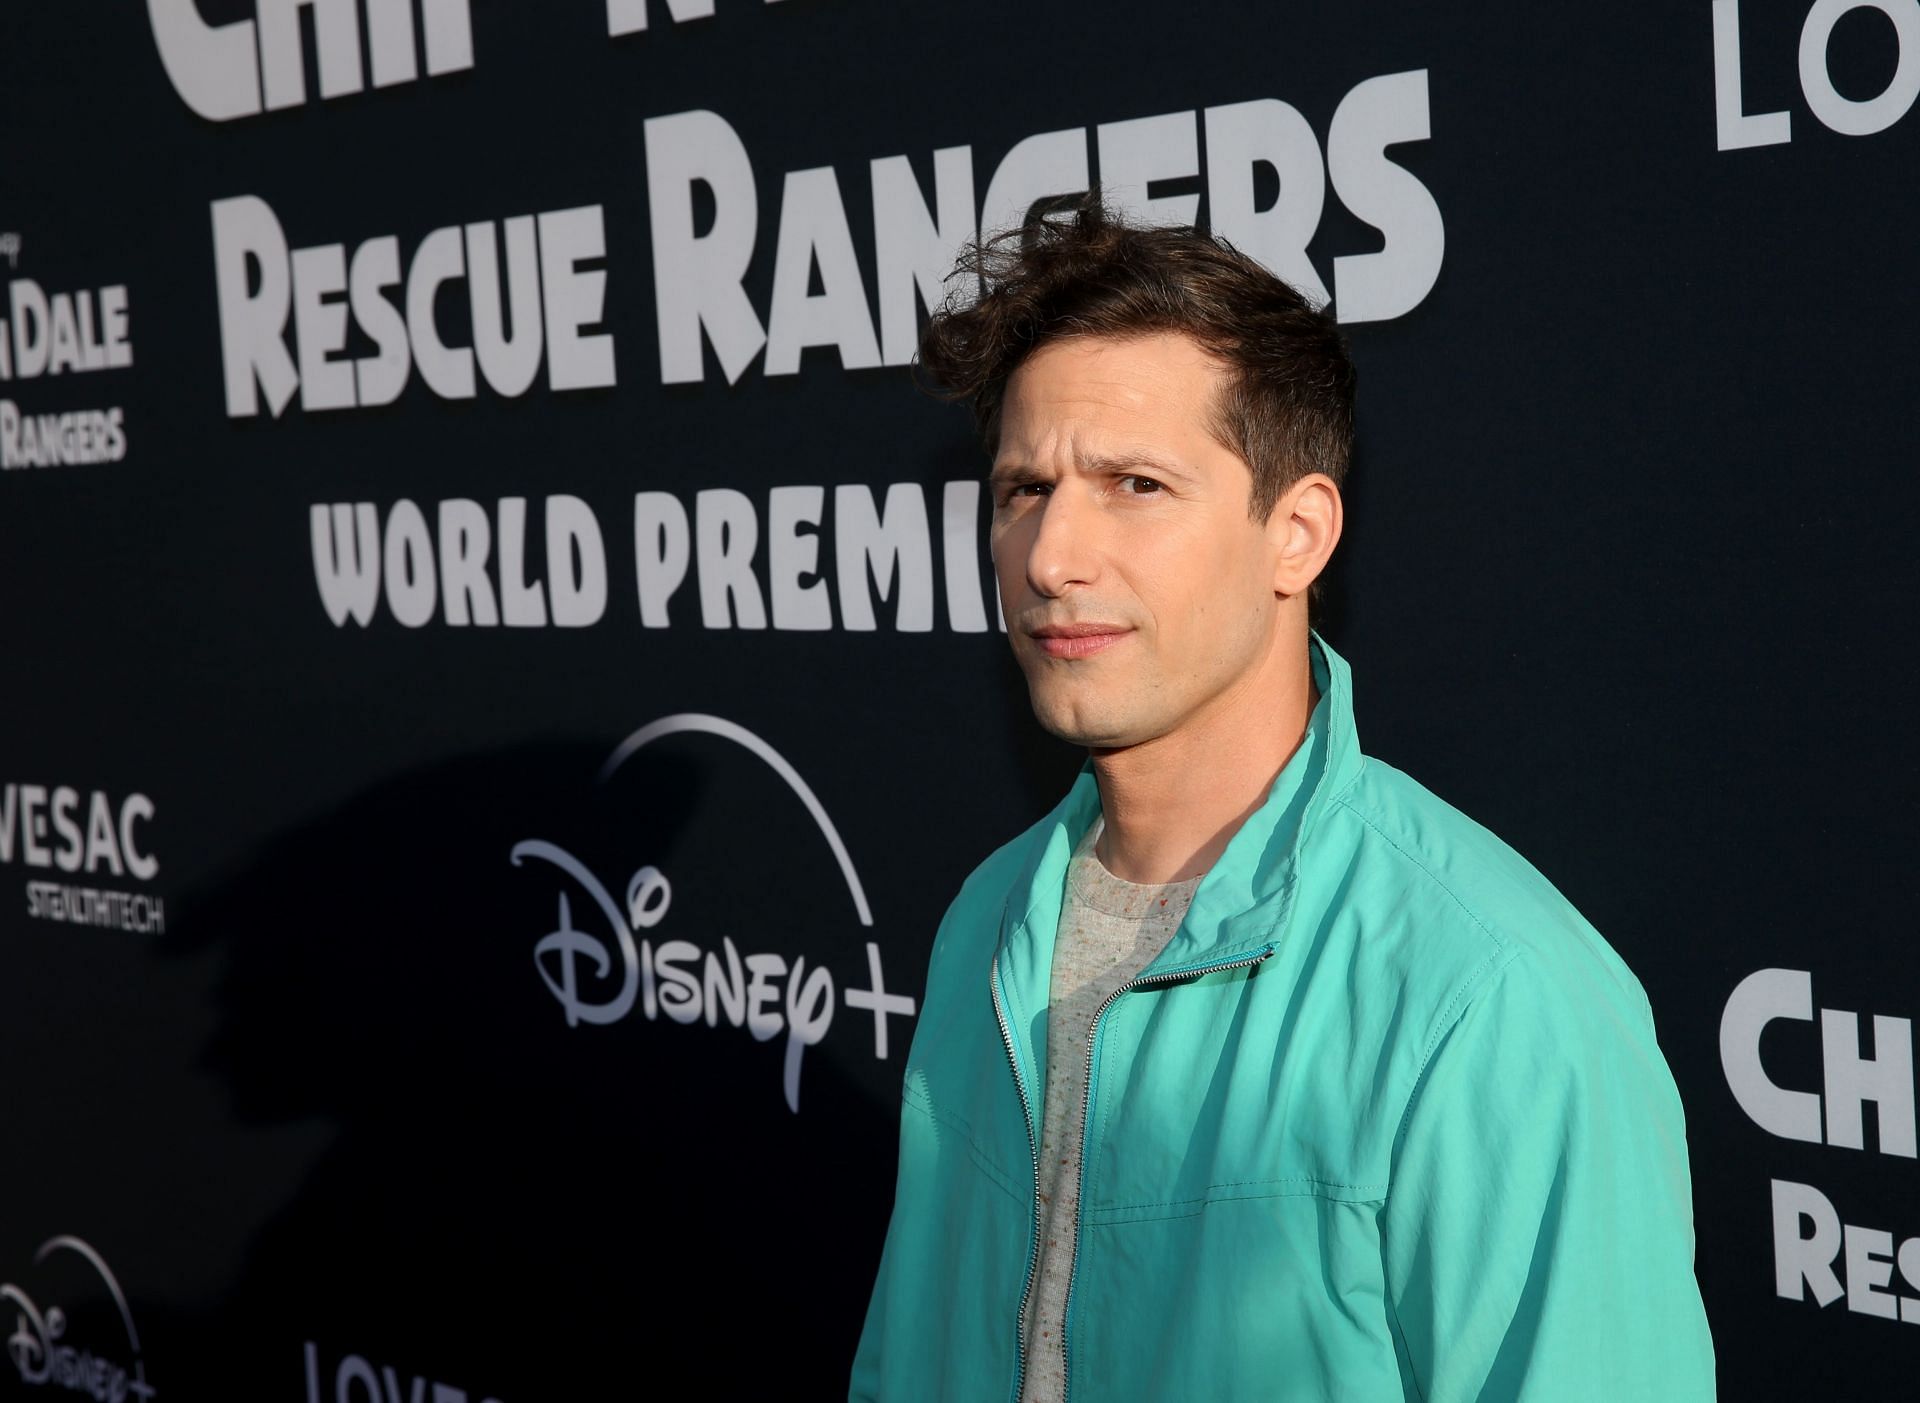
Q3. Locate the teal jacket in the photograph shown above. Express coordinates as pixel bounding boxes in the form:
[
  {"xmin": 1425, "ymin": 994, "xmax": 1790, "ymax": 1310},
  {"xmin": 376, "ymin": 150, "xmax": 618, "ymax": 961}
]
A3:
[{"xmin": 849, "ymin": 633, "xmax": 1716, "ymax": 1402}]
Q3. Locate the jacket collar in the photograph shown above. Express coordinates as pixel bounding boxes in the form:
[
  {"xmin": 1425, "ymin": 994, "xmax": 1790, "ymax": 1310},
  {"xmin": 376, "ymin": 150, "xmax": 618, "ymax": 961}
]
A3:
[{"xmin": 994, "ymin": 629, "xmax": 1364, "ymax": 991}]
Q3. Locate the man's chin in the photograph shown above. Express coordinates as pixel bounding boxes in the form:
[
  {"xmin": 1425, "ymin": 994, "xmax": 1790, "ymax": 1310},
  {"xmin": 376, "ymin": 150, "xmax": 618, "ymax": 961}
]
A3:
[{"xmin": 1027, "ymin": 692, "xmax": 1142, "ymax": 750}]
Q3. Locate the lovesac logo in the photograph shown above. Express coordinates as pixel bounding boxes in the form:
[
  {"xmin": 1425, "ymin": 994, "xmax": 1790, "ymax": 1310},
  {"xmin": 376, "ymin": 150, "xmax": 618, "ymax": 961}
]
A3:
[
  {"xmin": 304, "ymin": 1341, "xmax": 500, "ymax": 1403},
  {"xmin": 510, "ymin": 714, "xmax": 917, "ymax": 1113},
  {"xmin": 2, "ymin": 1236, "xmax": 154, "ymax": 1401},
  {"xmin": 1714, "ymin": 0, "xmax": 1920, "ymax": 149},
  {"xmin": 4, "ymin": 783, "xmax": 165, "ymax": 935}
]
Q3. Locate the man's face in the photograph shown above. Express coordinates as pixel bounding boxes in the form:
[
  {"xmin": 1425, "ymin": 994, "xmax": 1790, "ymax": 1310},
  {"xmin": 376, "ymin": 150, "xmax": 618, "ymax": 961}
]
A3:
[{"xmin": 989, "ymin": 331, "xmax": 1284, "ymax": 749}]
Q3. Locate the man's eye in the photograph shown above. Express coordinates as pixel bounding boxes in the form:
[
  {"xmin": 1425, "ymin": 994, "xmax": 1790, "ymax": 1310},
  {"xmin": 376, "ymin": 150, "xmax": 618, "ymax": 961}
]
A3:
[
  {"xmin": 1010, "ymin": 483, "xmax": 1048, "ymax": 498},
  {"xmin": 1120, "ymin": 475, "xmax": 1164, "ymax": 494}
]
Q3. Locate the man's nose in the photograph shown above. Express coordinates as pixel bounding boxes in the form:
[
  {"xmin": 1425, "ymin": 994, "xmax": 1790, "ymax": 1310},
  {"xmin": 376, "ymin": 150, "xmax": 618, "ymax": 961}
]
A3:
[{"xmin": 1024, "ymin": 483, "xmax": 1103, "ymax": 599}]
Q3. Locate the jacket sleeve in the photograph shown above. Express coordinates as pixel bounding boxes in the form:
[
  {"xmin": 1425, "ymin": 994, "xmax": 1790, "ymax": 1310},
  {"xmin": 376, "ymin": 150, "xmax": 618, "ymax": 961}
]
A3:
[{"xmin": 1380, "ymin": 947, "xmax": 1718, "ymax": 1402}]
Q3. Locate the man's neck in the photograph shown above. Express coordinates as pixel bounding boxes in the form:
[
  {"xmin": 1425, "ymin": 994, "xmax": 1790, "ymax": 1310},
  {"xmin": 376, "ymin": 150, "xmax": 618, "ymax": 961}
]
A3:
[{"xmin": 1090, "ymin": 634, "xmax": 1318, "ymax": 886}]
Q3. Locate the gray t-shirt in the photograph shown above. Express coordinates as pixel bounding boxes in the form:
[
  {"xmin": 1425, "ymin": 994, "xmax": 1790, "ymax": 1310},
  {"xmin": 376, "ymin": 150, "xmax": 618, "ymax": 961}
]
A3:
[{"xmin": 1018, "ymin": 813, "xmax": 1204, "ymax": 1403}]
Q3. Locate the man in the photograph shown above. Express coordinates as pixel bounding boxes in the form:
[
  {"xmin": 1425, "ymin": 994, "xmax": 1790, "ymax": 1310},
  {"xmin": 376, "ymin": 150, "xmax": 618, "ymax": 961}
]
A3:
[{"xmin": 848, "ymin": 195, "xmax": 1716, "ymax": 1402}]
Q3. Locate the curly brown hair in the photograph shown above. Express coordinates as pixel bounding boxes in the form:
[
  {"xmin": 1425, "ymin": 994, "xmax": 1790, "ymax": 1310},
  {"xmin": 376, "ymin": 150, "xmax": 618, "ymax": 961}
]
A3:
[{"xmin": 912, "ymin": 190, "xmax": 1355, "ymax": 526}]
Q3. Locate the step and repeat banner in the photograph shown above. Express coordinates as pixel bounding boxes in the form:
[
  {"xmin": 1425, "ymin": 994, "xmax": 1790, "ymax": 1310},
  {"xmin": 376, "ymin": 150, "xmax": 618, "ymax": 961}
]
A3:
[{"xmin": 3, "ymin": 1, "xmax": 1917, "ymax": 1397}]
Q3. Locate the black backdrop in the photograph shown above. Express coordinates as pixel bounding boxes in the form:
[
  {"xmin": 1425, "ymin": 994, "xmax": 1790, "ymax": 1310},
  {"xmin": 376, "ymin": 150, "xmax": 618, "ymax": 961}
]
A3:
[{"xmin": 4, "ymin": 2, "xmax": 1918, "ymax": 1398}]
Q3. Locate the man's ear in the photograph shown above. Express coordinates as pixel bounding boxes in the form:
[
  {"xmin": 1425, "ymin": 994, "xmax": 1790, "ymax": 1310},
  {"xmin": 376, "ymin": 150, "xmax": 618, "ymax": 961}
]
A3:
[{"xmin": 1265, "ymin": 473, "xmax": 1343, "ymax": 598}]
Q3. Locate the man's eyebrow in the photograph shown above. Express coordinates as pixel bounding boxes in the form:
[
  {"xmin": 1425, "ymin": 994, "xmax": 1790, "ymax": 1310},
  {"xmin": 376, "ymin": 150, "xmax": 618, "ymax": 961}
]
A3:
[
  {"xmin": 988, "ymin": 453, "xmax": 1195, "ymax": 488},
  {"xmin": 987, "ymin": 463, "xmax": 1049, "ymax": 491},
  {"xmin": 1079, "ymin": 451, "xmax": 1195, "ymax": 483}
]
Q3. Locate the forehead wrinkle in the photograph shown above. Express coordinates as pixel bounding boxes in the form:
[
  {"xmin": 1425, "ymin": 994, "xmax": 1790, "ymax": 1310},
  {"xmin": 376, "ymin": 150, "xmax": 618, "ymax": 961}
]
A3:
[{"xmin": 994, "ymin": 340, "xmax": 1229, "ymax": 485}]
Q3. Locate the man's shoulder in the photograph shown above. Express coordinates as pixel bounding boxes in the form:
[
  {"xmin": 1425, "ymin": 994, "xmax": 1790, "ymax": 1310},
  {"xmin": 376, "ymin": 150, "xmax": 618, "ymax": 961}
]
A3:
[
  {"xmin": 942, "ymin": 808, "xmax": 1053, "ymax": 922},
  {"xmin": 1325, "ymin": 754, "xmax": 1655, "ymax": 1027}
]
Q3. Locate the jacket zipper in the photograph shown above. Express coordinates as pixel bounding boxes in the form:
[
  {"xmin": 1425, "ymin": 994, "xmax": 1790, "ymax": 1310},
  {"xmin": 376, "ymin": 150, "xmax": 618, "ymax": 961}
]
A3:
[
  {"xmin": 990, "ymin": 953, "xmax": 1043, "ymax": 1403},
  {"xmin": 1058, "ymin": 943, "xmax": 1276, "ymax": 1403}
]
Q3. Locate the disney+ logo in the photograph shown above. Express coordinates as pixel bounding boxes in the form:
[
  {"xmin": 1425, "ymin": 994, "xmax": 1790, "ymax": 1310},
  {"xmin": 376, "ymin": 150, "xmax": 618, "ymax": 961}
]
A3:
[{"xmin": 512, "ymin": 714, "xmax": 917, "ymax": 1112}]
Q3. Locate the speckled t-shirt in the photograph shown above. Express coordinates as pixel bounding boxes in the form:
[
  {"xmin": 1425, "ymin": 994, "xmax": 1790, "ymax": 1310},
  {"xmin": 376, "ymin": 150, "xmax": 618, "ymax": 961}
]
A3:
[{"xmin": 1018, "ymin": 813, "xmax": 1205, "ymax": 1403}]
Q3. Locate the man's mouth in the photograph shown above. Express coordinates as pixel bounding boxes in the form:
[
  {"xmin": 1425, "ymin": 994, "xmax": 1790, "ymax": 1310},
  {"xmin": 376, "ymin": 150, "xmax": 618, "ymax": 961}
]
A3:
[{"xmin": 1029, "ymin": 623, "xmax": 1132, "ymax": 659}]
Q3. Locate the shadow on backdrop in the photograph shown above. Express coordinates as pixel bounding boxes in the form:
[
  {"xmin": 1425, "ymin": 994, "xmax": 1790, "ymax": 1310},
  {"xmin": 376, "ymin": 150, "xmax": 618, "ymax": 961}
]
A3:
[{"xmin": 156, "ymin": 736, "xmax": 900, "ymax": 1399}]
